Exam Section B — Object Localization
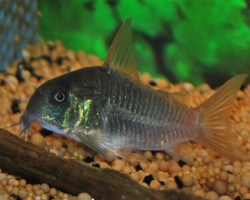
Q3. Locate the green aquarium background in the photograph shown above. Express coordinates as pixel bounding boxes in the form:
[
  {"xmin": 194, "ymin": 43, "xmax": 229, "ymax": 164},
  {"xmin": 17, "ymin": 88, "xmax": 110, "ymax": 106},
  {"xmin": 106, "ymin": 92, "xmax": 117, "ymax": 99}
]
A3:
[{"xmin": 37, "ymin": 0, "xmax": 250, "ymax": 88}]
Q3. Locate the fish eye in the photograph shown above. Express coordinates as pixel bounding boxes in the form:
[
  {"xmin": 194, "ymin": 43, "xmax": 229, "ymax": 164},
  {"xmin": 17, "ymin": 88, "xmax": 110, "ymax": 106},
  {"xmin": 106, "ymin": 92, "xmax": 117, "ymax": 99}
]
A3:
[{"xmin": 51, "ymin": 89, "xmax": 68, "ymax": 104}]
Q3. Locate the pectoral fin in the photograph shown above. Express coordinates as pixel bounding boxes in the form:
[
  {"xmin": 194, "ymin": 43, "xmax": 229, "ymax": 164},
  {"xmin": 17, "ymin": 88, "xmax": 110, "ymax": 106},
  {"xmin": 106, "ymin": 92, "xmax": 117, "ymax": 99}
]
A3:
[{"xmin": 82, "ymin": 129, "xmax": 133, "ymax": 160}]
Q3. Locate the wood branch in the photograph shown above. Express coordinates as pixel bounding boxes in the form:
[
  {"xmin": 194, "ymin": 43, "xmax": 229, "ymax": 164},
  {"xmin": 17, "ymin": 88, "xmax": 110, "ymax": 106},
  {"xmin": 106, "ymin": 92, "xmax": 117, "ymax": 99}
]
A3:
[{"xmin": 0, "ymin": 128, "xmax": 202, "ymax": 200}]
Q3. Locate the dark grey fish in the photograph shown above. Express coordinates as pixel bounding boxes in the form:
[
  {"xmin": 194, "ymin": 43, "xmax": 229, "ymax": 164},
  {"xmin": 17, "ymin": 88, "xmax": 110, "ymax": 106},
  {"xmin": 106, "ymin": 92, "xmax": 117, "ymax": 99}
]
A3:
[{"xmin": 18, "ymin": 18, "xmax": 249, "ymax": 163}]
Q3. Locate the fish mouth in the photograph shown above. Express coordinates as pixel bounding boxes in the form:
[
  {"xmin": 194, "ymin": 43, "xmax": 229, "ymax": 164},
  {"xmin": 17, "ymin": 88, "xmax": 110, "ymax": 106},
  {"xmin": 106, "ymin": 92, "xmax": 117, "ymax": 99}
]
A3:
[{"xmin": 18, "ymin": 113, "xmax": 32, "ymax": 141}]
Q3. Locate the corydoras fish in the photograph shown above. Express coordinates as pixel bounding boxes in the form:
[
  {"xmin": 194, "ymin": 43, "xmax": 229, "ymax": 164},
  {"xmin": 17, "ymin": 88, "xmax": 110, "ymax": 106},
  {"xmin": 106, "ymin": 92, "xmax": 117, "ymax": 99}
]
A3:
[{"xmin": 18, "ymin": 18, "xmax": 249, "ymax": 163}]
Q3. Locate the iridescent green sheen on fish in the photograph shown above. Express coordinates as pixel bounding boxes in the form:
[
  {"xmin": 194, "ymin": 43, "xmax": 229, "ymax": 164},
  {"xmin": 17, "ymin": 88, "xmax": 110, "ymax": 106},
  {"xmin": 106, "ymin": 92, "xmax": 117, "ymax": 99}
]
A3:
[{"xmin": 18, "ymin": 18, "xmax": 249, "ymax": 163}]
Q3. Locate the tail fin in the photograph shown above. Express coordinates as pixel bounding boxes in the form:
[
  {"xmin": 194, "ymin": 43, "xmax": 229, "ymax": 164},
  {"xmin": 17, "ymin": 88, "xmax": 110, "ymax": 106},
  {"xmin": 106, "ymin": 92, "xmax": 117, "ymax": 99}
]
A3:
[{"xmin": 194, "ymin": 74, "xmax": 249, "ymax": 161}]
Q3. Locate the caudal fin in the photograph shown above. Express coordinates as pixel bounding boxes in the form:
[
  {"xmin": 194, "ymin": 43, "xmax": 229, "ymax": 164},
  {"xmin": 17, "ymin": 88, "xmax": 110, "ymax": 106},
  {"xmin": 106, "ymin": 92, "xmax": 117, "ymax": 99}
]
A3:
[{"xmin": 195, "ymin": 74, "xmax": 249, "ymax": 161}]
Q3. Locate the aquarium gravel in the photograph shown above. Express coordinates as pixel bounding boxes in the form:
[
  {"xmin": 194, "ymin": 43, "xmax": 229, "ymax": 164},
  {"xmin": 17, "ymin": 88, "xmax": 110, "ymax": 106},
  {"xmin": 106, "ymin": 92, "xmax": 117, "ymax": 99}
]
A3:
[{"xmin": 0, "ymin": 41, "xmax": 249, "ymax": 200}]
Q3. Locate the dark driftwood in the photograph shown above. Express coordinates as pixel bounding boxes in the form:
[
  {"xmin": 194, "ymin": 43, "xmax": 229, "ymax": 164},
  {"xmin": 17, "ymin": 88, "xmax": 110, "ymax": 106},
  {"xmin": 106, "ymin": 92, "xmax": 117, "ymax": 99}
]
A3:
[{"xmin": 0, "ymin": 128, "xmax": 202, "ymax": 200}]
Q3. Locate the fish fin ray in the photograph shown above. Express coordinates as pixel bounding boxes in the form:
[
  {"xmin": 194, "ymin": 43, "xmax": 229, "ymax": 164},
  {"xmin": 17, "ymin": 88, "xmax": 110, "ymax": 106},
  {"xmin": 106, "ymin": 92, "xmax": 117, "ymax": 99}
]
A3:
[
  {"xmin": 165, "ymin": 142, "xmax": 195, "ymax": 164},
  {"xmin": 159, "ymin": 91, "xmax": 191, "ymax": 107},
  {"xmin": 83, "ymin": 129, "xmax": 132, "ymax": 160},
  {"xmin": 103, "ymin": 18, "xmax": 140, "ymax": 82},
  {"xmin": 169, "ymin": 92, "xmax": 191, "ymax": 107},
  {"xmin": 83, "ymin": 130, "xmax": 117, "ymax": 160},
  {"xmin": 194, "ymin": 74, "xmax": 249, "ymax": 161}
]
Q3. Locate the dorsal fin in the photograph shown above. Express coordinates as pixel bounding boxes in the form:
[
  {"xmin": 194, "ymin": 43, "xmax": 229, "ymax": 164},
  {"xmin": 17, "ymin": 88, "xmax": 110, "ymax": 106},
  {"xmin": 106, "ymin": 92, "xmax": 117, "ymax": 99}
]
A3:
[{"xmin": 104, "ymin": 18, "xmax": 140, "ymax": 82}]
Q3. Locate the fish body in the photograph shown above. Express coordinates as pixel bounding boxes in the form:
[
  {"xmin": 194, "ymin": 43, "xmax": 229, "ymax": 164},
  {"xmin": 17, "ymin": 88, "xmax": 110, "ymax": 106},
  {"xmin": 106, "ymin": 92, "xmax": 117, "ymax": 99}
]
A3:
[
  {"xmin": 99, "ymin": 67, "xmax": 197, "ymax": 151},
  {"xmin": 19, "ymin": 18, "xmax": 249, "ymax": 162}
]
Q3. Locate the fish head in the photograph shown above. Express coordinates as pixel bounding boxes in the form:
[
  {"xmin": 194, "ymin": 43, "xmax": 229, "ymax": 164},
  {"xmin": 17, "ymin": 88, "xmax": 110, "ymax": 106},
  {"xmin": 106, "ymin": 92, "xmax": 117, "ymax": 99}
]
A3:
[
  {"xmin": 18, "ymin": 67, "xmax": 104, "ymax": 140},
  {"xmin": 19, "ymin": 77, "xmax": 73, "ymax": 139}
]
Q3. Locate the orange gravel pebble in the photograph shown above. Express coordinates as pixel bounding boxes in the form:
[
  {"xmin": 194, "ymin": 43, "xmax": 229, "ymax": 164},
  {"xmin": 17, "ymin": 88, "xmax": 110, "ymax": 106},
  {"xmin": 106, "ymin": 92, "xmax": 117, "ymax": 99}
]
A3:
[
  {"xmin": 158, "ymin": 160, "xmax": 169, "ymax": 172},
  {"xmin": 214, "ymin": 180, "xmax": 228, "ymax": 195},
  {"xmin": 41, "ymin": 183, "xmax": 50, "ymax": 193},
  {"xmin": 244, "ymin": 193, "xmax": 250, "ymax": 199},
  {"xmin": 19, "ymin": 179, "xmax": 26, "ymax": 187},
  {"xmin": 30, "ymin": 133, "xmax": 46, "ymax": 147},
  {"xmin": 77, "ymin": 193, "xmax": 92, "ymax": 200},
  {"xmin": 204, "ymin": 191, "xmax": 219, "ymax": 200},
  {"xmin": 144, "ymin": 151, "xmax": 153, "ymax": 160},
  {"xmin": 13, "ymin": 180, "xmax": 19, "ymax": 187},
  {"xmin": 123, "ymin": 166, "xmax": 131, "ymax": 174},
  {"xmin": 242, "ymin": 174, "xmax": 250, "ymax": 188},
  {"xmin": 51, "ymin": 138, "xmax": 63, "ymax": 149},
  {"xmin": 34, "ymin": 189, "xmax": 43, "ymax": 196},
  {"xmin": 130, "ymin": 173, "xmax": 139, "ymax": 182},
  {"xmin": 18, "ymin": 189, "xmax": 28, "ymax": 198},
  {"xmin": 165, "ymin": 181, "xmax": 178, "ymax": 189},
  {"xmin": 49, "ymin": 187, "xmax": 57, "ymax": 196},
  {"xmin": 140, "ymin": 162, "xmax": 148, "ymax": 170},
  {"xmin": 182, "ymin": 174, "xmax": 194, "ymax": 187},
  {"xmin": 239, "ymin": 186, "xmax": 248, "ymax": 196},
  {"xmin": 218, "ymin": 195, "xmax": 232, "ymax": 200},
  {"xmin": 148, "ymin": 162, "xmax": 158, "ymax": 173},
  {"xmin": 150, "ymin": 180, "xmax": 160, "ymax": 189},
  {"xmin": 155, "ymin": 152, "xmax": 164, "ymax": 160},
  {"xmin": 219, "ymin": 171, "xmax": 228, "ymax": 181},
  {"xmin": 112, "ymin": 164, "xmax": 122, "ymax": 171},
  {"xmin": 25, "ymin": 184, "xmax": 32, "ymax": 191},
  {"xmin": 1, "ymin": 179, "xmax": 7, "ymax": 186},
  {"xmin": 169, "ymin": 163, "xmax": 181, "ymax": 173}
]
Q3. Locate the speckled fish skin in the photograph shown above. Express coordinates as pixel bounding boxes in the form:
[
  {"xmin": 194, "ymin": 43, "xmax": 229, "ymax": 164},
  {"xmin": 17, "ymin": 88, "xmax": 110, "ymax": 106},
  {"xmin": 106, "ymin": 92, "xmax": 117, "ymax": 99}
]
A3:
[
  {"xmin": 19, "ymin": 18, "xmax": 249, "ymax": 162},
  {"xmin": 105, "ymin": 69, "xmax": 197, "ymax": 150},
  {"xmin": 20, "ymin": 66, "xmax": 196, "ymax": 152}
]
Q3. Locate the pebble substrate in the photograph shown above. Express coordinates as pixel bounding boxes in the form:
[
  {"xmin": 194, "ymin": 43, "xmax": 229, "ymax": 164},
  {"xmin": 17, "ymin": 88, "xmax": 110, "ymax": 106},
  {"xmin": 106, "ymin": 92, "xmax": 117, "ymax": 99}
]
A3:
[{"xmin": 0, "ymin": 41, "xmax": 249, "ymax": 200}]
